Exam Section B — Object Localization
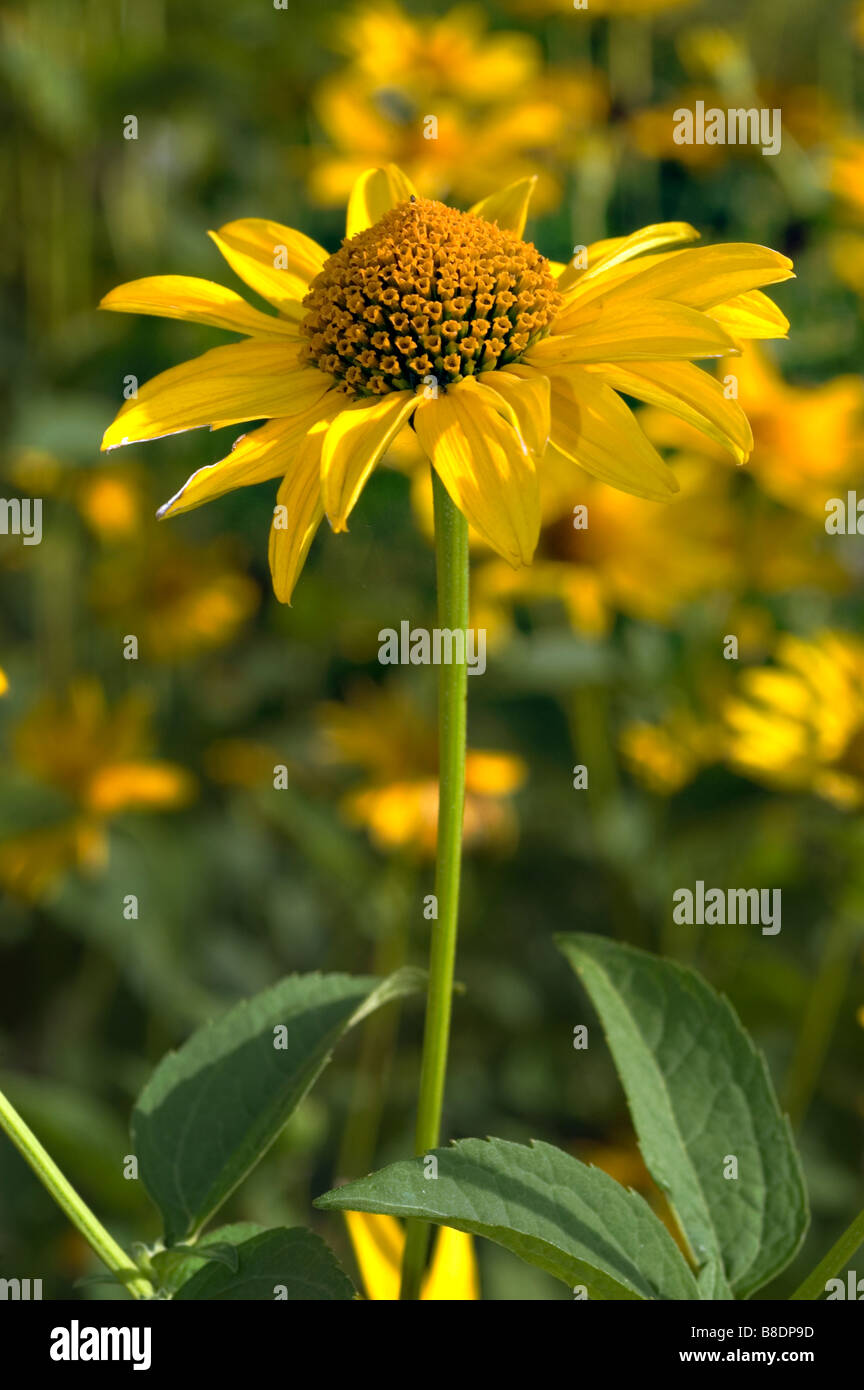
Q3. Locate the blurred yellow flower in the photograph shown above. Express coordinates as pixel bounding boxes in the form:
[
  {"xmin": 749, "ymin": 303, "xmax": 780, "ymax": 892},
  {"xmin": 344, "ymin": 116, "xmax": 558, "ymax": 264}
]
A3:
[
  {"xmin": 725, "ymin": 631, "xmax": 864, "ymax": 808},
  {"xmin": 0, "ymin": 667, "xmax": 8, "ymax": 697},
  {"xmin": 307, "ymin": 2, "xmax": 600, "ymax": 210},
  {"xmin": 90, "ymin": 534, "xmax": 259, "ymax": 662},
  {"xmin": 6, "ymin": 450, "xmax": 147, "ymax": 541},
  {"xmin": 640, "ymin": 346, "xmax": 864, "ymax": 518},
  {"xmin": 76, "ymin": 471, "xmax": 143, "ymax": 539},
  {"xmin": 621, "ymin": 707, "xmax": 720, "ymax": 795},
  {"xmin": 473, "ymin": 458, "xmax": 735, "ymax": 638},
  {"xmin": 344, "ymin": 1209, "xmax": 479, "ymax": 1300},
  {"xmin": 100, "ymin": 163, "xmax": 792, "ymax": 604},
  {"xmin": 318, "ymin": 683, "xmax": 526, "ymax": 856},
  {"xmin": 506, "ymin": 0, "xmax": 695, "ymax": 13},
  {"xmin": 0, "ymin": 680, "xmax": 195, "ymax": 900}
]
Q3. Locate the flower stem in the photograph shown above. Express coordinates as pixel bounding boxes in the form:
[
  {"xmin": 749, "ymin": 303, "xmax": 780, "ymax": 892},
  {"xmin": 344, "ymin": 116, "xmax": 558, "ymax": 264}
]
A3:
[
  {"xmin": 790, "ymin": 1204, "xmax": 864, "ymax": 1300},
  {"xmin": 400, "ymin": 470, "xmax": 469, "ymax": 1301},
  {"xmin": 0, "ymin": 1086, "xmax": 153, "ymax": 1299}
]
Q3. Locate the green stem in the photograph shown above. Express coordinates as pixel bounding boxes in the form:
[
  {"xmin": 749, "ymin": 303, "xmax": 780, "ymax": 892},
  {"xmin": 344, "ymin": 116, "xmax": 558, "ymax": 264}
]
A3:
[
  {"xmin": 783, "ymin": 916, "xmax": 855, "ymax": 1129},
  {"xmin": 399, "ymin": 470, "xmax": 469, "ymax": 1301},
  {"xmin": 0, "ymin": 1087, "xmax": 153, "ymax": 1299},
  {"xmin": 790, "ymin": 1205, "xmax": 864, "ymax": 1301}
]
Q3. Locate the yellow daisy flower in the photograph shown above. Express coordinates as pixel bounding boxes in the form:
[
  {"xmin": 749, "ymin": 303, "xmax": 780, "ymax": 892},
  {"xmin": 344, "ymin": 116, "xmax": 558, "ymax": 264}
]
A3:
[
  {"xmin": 725, "ymin": 631, "xmax": 864, "ymax": 809},
  {"xmin": 506, "ymin": 0, "xmax": 695, "ymax": 14},
  {"xmin": 0, "ymin": 680, "xmax": 195, "ymax": 901},
  {"xmin": 318, "ymin": 683, "xmax": 526, "ymax": 857},
  {"xmin": 344, "ymin": 1209, "xmax": 479, "ymax": 1300},
  {"xmin": 640, "ymin": 346, "xmax": 864, "ymax": 520},
  {"xmin": 101, "ymin": 164, "xmax": 792, "ymax": 604},
  {"xmin": 306, "ymin": 2, "xmax": 587, "ymax": 212},
  {"xmin": 621, "ymin": 707, "xmax": 721, "ymax": 795}
]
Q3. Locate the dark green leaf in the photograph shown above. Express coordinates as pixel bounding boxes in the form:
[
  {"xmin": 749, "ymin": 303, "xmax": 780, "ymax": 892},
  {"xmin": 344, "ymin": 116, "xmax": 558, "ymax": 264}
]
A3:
[
  {"xmin": 173, "ymin": 1227, "xmax": 355, "ymax": 1301},
  {"xmin": 557, "ymin": 934, "xmax": 808, "ymax": 1296},
  {"xmin": 132, "ymin": 968, "xmax": 423, "ymax": 1245},
  {"xmin": 316, "ymin": 1137, "xmax": 700, "ymax": 1300}
]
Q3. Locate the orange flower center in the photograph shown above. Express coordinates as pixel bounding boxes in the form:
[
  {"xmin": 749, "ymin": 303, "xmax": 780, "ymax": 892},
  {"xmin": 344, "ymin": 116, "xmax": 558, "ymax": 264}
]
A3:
[{"xmin": 301, "ymin": 197, "xmax": 561, "ymax": 397}]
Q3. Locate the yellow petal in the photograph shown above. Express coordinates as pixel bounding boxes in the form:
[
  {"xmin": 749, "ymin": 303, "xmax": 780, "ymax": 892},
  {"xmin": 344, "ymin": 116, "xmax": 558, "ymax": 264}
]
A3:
[
  {"xmin": 591, "ymin": 243, "xmax": 794, "ymax": 313},
  {"xmin": 346, "ymin": 164, "xmax": 418, "ymax": 238},
  {"xmin": 158, "ymin": 397, "xmax": 339, "ymax": 518},
  {"xmin": 414, "ymin": 382, "xmax": 540, "ymax": 566},
  {"xmin": 322, "ymin": 390, "xmax": 419, "ymax": 530},
  {"xmin": 547, "ymin": 368, "xmax": 679, "ymax": 501},
  {"xmin": 568, "ymin": 222, "xmax": 701, "ymax": 288},
  {"xmin": 556, "ymin": 244, "xmax": 792, "ymax": 330},
  {"xmin": 421, "ymin": 1227, "xmax": 480, "ymax": 1301},
  {"xmin": 101, "ymin": 342, "xmax": 332, "ymax": 450},
  {"xmin": 99, "ymin": 276, "xmax": 298, "ymax": 338},
  {"xmin": 344, "ymin": 1211, "xmax": 403, "ymax": 1301},
  {"xmin": 469, "ymin": 176, "xmax": 537, "ymax": 238},
  {"xmin": 585, "ymin": 360, "xmax": 753, "ymax": 462},
  {"xmin": 708, "ymin": 289, "xmax": 790, "ymax": 340},
  {"xmin": 476, "ymin": 366, "xmax": 551, "ymax": 456},
  {"xmin": 208, "ymin": 219, "xmax": 329, "ymax": 315},
  {"xmin": 85, "ymin": 761, "xmax": 196, "ymax": 814},
  {"xmin": 529, "ymin": 302, "xmax": 737, "ymax": 366},
  {"xmin": 268, "ymin": 419, "xmax": 330, "ymax": 604}
]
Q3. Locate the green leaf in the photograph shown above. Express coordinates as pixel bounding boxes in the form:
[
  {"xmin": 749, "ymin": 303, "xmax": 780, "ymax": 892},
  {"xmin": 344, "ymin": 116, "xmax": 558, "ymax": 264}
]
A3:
[
  {"xmin": 150, "ymin": 1224, "xmax": 264, "ymax": 1295},
  {"xmin": 132, "ymin": 968, "xmax": 423, "ymax": 1245},
  {"xmin": 557, "ymin": 934, "xmax": 808, "ymax": 1297},
  {"xmin": 316, "ymin": 1137, "xmax": 701, "ymax": 1300},
  {"xmin": 173, "ymin": 1227, "xmax": 355, "ymax": 1301}
]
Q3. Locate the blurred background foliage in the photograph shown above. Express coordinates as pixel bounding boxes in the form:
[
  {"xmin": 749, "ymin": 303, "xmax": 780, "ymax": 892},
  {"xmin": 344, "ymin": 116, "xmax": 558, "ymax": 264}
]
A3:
[{"xmin": 1, "ymin": 0, "xmax": 863, "ymax": 1300}]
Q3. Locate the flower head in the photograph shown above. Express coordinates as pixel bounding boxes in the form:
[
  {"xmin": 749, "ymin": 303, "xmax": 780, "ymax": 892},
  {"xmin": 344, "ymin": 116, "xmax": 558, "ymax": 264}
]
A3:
[
  {"xmin": 725, "ymin": 632, "xmax": 864, "ymax": 809},
  {"xmin": 318, "ymin": 683, "xmax": 526, "ymax": 856},
  {"xmin": 101, "ymin": 165, "xmax": 792, "ymax": 603},
  {"xmin": 0, "ymin": 680, "xmax": 194, "ymax": 900}
]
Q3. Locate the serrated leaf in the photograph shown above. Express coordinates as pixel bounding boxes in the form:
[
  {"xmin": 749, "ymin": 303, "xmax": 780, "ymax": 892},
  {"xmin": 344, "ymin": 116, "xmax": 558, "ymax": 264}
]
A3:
[
  {"xmin": 132, "ymin": 968, "xmax": 423, "ymax": 1245},
  {"xmin": 316, "ymin": 1137, "xmax": 700, "ymax": 1300},
  {"xmin": 150, "ymin": 1224, "xmax": 265, "ymax": 1294},
  {"xmin": 173, "ymin": 1227, "xmax": 355, "ymax": 1301},
  {"xmin": 557, "ymin": 934, "xmax": 808, "ymax": 1297}
]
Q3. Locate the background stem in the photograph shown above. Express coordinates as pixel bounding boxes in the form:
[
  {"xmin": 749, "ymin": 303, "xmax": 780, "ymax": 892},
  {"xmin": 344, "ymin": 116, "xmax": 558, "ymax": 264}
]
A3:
[
  {"xmin": 790, "ymin": 1204, "xmax": 864, "ymax": 1300},
  {"xmin": 0, "ymin": 1087, "xmax": 153, "ymax": 1299},
  {"xmin": 399, "ymin": 469, "xmax": 469, "ymax": 1300}
]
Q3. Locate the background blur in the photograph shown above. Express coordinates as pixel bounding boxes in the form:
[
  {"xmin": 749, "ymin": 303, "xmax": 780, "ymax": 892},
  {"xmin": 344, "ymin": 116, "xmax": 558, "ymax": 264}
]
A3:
[{"xmin": 1, "ymin": 0, "xmax": 863, "ymax": 1299}]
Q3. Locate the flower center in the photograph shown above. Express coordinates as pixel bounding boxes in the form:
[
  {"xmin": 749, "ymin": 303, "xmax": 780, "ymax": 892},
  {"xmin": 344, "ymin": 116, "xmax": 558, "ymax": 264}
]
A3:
[{"xmin": 301, "ymin": 197, "xmax": 562, "ymax": 397}]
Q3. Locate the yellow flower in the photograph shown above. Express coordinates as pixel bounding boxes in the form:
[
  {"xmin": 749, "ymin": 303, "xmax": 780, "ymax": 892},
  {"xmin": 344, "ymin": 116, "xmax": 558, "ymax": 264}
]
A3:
[
  {"xmin": 0, "ymin": 667, "xmax": 8, "ymax": 697},
  {"xmin": 90, "ymin": 533, "xmax": 259, "ymax": 662},
  {"xmin": 506, "ymin": 0, "xmax": 695, "ymax": 13},
  {"xmin": 473, "ymin": 459, "xmax": 736, "ymax": 637},
  {"xmin": 101, "ymin": 165, "xmax": 792, "ymax": 604},
  {"xmin": 621, "ymin": 708, "xmax": 721, "ymax": 795},
  {"xmin": 318, "ymin": 683, "xmax": 526, "ymax": 856},
  {"xmin": 725, "ymin": 632, "xmax": 864, "ymax": 809},
  {"xmin": 307, "ymin": 3, "xmax": 593, "ymax": 211},
  {"xmin": 76, "ymin": 471, "xmax": 143, "ymax": 539},
  {"xmin": 641, "ymin": 346, "xmax": 864, "ymax": 519},
  {"xmin": 344, "ymin": 1210, "xmax": 479, "ymax": 1300},
  {"xmin": 0, "ymin": 680, "xmax": 195, "ymax": 900}
]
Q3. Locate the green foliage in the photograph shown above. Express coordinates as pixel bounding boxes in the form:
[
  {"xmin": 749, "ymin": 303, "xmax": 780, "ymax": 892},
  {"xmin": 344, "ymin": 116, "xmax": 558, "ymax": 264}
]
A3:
[
  {"xmin": 317, "ymin": 1136, "xmax": 700, "ymax": 1300},
  {"xmin": 172, "ymin": 1227, "xmax": 355, "ymax": 1301},
  {"xmin": 557, "ymin": 935, "xmax": 809, "ymax": 1296},
  {"xmin": 318, "ymin": 943, "xmax": 812, "ymax": 1300},
  {"xmin": 132, "ymin": 968, "xmax": 422, "ymax": 1244}
]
